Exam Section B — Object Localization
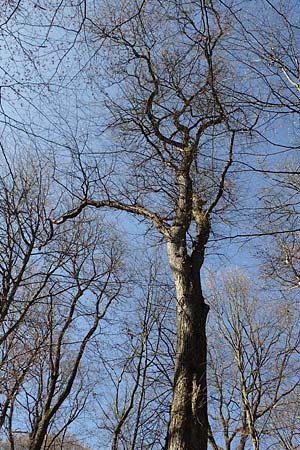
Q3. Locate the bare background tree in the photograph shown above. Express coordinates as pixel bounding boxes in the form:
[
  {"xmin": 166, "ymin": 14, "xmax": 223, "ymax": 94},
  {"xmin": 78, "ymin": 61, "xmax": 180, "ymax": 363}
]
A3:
[
  {"xmin": 0, "ymin": 433, "xmax": 91, "ymax": 450},
  {"xmin": 92, "ymin": 259, "xmax": 175, "ymax": 450},
  {"xmin": 0, "ymin": 156, "xmax": 123, "ymax": 450},
  {"xmin": 207, "ymin": 269, "xmax": 300, "ymax": 450}
]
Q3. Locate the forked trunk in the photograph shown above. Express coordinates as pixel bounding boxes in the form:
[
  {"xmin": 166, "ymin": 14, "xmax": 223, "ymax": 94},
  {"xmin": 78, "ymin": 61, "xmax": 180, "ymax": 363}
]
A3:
[{"xmin": 166, "ymin": 240, "xmax": 209, "ymax": 450}]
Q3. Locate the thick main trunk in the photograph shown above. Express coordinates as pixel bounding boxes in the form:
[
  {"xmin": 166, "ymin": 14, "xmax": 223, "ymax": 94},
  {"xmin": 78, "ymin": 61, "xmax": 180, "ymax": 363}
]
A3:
[{"xmin": 166, "ymin": 241, "xmax": 209, "ymax": 450}]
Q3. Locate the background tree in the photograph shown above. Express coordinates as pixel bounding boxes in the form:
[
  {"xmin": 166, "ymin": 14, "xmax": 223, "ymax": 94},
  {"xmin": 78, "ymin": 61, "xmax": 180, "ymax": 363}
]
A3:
[
  {"xmin": 207, "ymin": 269, "xmax": 300, "ymax": 450},
  {"xmin": 0, "ymin": 156, "xmax": 123, "ymax": 450},
  {"xmin": 0, "ymin": 432, "xmax": 91, "ymax": 450},
  {"xmin": 94, "ymin": 259, "xmax": 175, "ymax": 450}
]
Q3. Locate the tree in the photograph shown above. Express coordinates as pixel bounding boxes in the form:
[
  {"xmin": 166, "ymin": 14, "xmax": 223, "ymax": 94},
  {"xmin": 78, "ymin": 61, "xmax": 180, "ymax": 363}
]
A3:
[
  {"xmin": 52, "ymin": 1, "xmax": 259, "ymax": 448},
  {"xmin": 95, "ymin": 258, "xmax": 175, "ymax": 450},
  {"xmin": 207, "ymin": 269, "xmax": 300, "ymax": 450},
  {"xmin": 0, "ymin": 157, "xmax": 123, "ymax": 450},
  {"xmin": 259, "ymin": 171, "xmax": 300, "ymax": 294},
  {"xmin": 0, "ymin": 432, "xmax": 91, "ymax": 450}
]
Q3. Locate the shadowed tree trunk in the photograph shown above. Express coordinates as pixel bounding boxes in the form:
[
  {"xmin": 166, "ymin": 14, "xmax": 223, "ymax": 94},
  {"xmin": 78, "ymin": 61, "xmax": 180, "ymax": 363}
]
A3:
[{"xmin": 165, "ymin": 172, "xmax": 211, "ymax": 449}]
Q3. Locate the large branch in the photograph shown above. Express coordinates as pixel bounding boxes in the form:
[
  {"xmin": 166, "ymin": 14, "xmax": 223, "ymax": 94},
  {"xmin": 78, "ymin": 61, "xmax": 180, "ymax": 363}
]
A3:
[
  {"xmin": 205, "ymin": 131, "xmax": 235, "ymax": 216},
  {"xmin": 52, "ymin": 198, "xmax": 169, "ymax": 237}
]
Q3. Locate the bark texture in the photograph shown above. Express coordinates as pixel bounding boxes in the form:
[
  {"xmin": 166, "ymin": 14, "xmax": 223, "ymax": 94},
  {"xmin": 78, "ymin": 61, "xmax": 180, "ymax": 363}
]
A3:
[{"xmin": 166, "ymin": 203, "xmax": 210, "ymax": 450}]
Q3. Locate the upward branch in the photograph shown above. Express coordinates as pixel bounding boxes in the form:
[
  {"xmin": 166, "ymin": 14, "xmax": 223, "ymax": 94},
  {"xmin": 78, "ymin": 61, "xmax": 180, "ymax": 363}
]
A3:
[{"xmin": 206, "ymin": 131, "xmax": 235, "ymax": 216}]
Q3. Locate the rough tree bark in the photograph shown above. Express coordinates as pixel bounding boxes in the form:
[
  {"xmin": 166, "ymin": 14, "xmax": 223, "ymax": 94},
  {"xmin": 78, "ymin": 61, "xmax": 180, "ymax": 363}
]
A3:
[
  {"xmin": 166, "ymin": 232, "xmax": 210, "ymax": 449},
  {"xmin": 165, "ymin": 166, "xmax": 211, "ymax": 449}
]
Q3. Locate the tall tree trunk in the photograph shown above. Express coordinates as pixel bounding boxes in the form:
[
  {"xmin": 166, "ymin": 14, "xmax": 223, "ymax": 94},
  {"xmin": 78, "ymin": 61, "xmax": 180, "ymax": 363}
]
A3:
[{"xmin": 166, "ymin": 234, "xmax": 209, "ymax": 450}]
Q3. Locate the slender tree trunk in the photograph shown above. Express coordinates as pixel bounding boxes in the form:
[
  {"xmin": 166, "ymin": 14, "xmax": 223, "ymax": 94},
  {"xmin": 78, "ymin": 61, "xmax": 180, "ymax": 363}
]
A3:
[{"xmin": 166, "ymin": 236, "xmax": 209, "ymax": 450}]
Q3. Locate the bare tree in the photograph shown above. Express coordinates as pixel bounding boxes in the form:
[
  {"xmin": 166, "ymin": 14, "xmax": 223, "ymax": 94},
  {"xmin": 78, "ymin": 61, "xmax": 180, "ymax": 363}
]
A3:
[
  {"xmin": 0, "ymin": 432, "xmax": 91, "ymax": 450},
  {"xmin": 51, "ymin": 1, "xmax": 259, "ymax": 448},
  {"xmin": 207, "ymin": 269, "xmax": 300, "ymax": 450},
  {"xmin": 267, "ymin": 389, "xmax": 300, "ymax": 449},
  {"xmin": 95, "ymin": 259, "xmax": 175, "ymax": 450},
  {"xmin": 0, "ymin": 156, "xmax": 123, "ymax": 450}
]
